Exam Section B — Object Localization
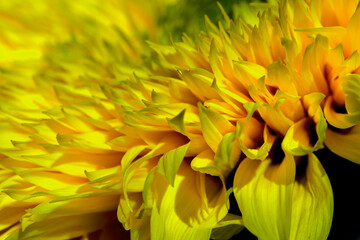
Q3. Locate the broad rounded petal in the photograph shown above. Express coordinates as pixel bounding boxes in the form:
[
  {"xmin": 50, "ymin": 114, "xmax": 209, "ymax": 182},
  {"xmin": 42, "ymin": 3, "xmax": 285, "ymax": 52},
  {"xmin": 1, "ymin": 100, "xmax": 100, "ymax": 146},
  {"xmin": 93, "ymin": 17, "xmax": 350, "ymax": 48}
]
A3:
[
  {"xmin": 325, "ymin": 124, "xmax": 360, "ymax": 164},
  {"xmin": 150, "ymin": 162, "xmax": 227, "ymax": 240},
  {"xmin": 234, "ymin": 153, "xmax": 334, "ymax": 240},
  {"xmin": 233, "ymin": 155, "xmax": 296, "ymax": 239},
  {"xmin": 290, "ymin": 153, "xmax": 333, "ymax": 240}
]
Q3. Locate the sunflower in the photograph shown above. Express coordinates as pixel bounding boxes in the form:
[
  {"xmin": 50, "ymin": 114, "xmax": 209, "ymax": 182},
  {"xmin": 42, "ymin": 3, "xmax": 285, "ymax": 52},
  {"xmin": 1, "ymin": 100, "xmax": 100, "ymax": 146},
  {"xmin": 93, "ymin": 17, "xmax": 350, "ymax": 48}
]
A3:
[
  {"xmin": 0, "ymin": 0, "xmax": 177, "ymax": 239},
  {"xmin": 1, "ymin": 0, "xmax": 359, "ymax": 240}
]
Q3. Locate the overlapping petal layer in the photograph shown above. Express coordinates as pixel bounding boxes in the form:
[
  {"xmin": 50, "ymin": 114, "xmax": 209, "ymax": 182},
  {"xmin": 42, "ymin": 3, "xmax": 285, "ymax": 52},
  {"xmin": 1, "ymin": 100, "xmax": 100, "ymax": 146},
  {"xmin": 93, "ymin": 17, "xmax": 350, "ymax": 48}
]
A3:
[{"xmin": 0, "ymin": 0, "xmax": 359, "ymax": 239}]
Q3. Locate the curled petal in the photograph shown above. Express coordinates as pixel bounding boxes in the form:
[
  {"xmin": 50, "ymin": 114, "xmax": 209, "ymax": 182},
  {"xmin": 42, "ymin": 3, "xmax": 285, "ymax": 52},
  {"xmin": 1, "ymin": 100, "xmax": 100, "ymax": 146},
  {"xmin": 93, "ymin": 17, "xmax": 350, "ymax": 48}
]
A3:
[
  {"xmin": 283, "ymin": 92, "xmax": 327, "ymax": 155},
  {"xmin": 324, "ymin": 74, "xmax": 360, "ymax": 129},
  {"xmin": 324, "ymin": 96, "xmax": 360, "ymax": 129},
  {"xmin": 325, "ymin": 123, "xmax": 360, "ymax": 164}
]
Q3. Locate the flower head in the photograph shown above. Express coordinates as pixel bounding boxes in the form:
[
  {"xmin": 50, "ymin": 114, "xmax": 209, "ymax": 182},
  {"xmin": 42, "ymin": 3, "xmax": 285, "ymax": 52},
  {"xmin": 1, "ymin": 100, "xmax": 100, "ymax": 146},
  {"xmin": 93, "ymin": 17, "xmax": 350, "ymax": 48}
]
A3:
[{"xmin": 1, "ymin": 0, "xmax": 360, "ymax": 239}]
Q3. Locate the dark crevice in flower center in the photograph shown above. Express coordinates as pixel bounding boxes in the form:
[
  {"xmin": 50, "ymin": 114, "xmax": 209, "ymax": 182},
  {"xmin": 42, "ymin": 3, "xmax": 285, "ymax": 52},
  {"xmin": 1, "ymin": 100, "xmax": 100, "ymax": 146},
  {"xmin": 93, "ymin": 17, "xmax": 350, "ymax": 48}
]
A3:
[
  {"xmin": 268, "ymin": 137, "xmax": 285, "ymax": 164},
  {"xmin": 332, "ymin": 102, "xmax": 347, "ymax": 114},
  {"xmin": 307, "ymin": 118, "xmax": 319, "ymax": 147},
  {"xmin": 295, "ymin": 156, "xmax": 308, "ymax": 181},
  {"xmin": 251, "ymin": 111, "xmax": 266, "ymax": 125},
  {"xmin": 266, "ymin": 84, "xmax": 277, "ymax": 96},
  {"xmin": 327, "ymin": 123, "xmax": 353, "ymax": 133},
  {"xmin": 225, "ymin": 167, "xmax": 242, "ymax": 217}
]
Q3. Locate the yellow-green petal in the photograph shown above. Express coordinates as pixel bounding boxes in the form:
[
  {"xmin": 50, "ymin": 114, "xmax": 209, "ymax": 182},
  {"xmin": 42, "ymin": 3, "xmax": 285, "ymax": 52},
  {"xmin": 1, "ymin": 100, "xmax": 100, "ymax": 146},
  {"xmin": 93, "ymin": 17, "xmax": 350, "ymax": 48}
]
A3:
[
  {"xmin": 210, "ymin": 213, "xmax": 244, "ymax": 240},
  {"xmin": 325, "ymin": 123, "xmax": 360, "ymax": 164},
  {"xmin": 290, "ymin": 153, "xmax": 333, "ymax": 240},
  {"xmin": 233, "ymin": 154, "xmax": 296, "ymax": 239},
  {"xmin": 150, "ymin": 162, "xmax": 227, "ymax": 240},
  {"xmin": 157, "ymin": 142, "xmax": 190, "ymax": 186}
]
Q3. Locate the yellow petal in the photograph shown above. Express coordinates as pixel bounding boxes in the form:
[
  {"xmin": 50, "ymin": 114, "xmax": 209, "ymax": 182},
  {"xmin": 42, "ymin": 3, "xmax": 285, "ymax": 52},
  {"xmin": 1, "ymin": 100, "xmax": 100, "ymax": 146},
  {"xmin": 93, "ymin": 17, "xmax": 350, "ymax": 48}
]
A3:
[
  {"xmin": 0, "ymin": 121, "xmax": 31, "ymax": 149},
  {"xmin": 117, "ymin": 192, "xmax": 142, "ymax": 230},
  {"xmin": 157, "ymin": 142, "xmax": 190, "ymax": 186},
  {"xmin": 0, "ymin": 223, "xmax": 20, "ymax": 240},
  {"xmin": 21, "ymin": 194, "xmax": 119, "ymax": 230},
  {"xmin": 325, "ymin": 123, "xmax": 360, "ymax": 164},
  {"xmin": 167, "ymin": 109, "xmax": 188, "ymax": 136},
  {"xmin": 150, "ymin": 162, "xmax": 227, "ymax": 240},
  {"xmin": 178, "ymin": 68, "xmax": 220, "ymax": 101},
  {"xmin": 234, "ymin": 151, "xmax": 334, "ymax": 239},
  {"xmin": 12, "ymin": 168, "xmax": 87, "ymax": 191},
  {"xmin": 198, "ymin": 102, "xmax": 235, "ymax": 152},
  {"xmin": 130, "ymin": 215, "xmax": 151, "ymax": 240},
  {"xmin": 300, "ymin": 35, "xmax": 330, "ymax": 95},
  {"xmin": 324, "ymin": 96, "xmax": 360, "ymax": 129},
  {"xmin": 290, "ymin": 154, "xmax": 333, "ymax": 240},
  {"xmin": 0, "ymin": 195, "xmax": 34, "ymax": 232},
  {"xmin": 345, "ymin": 3, "xmax": 360, "ymax": 56},
  {"xmin": 324, "ymin": 74, "xmax": 360, "ymax": 129},
  {"xmin": 233, "ymin": 154, "xmax": 296, "ymax": 239},
  {"xmin": 283, "ymin": 92, "xmax": 327, "ymax": 155},
  {"xmin": 343, "ymin": 74, "xmax": 360, "ymax": 117},
  {"xmin": 210, "ymin": 213, "xmax": 244, "ymax": 240},
  {"xmin": 191, "ymin": 149, "xmax": 221, "ymax": 176},
  {"xmin": 282, "ymin": 117, "xmax": 323, "ymax": 156},
  {"xmin": 8, "ymin": 212, "xmax": 116, "ymax": 240},
  {"xmin": 267, "ymin": 60, "xmax": 298, "ymax": 96},
  {"xmin": 238, "ymin": 118, "xmax": 276, "ymax": 160},
  {"xmin": 214, "ymin": 126, "xmax": 241, "ymax": 175},
  {"xmin": 117, "ymin": 191, "xmax": 151, "ymax": 240},
  {"xmin": 244, "ymin": 100, "xmax": 293, "ymax": 136},
  {"xmin": 121, "ymin": 145, "xmax": 147, "ymax": 170}
]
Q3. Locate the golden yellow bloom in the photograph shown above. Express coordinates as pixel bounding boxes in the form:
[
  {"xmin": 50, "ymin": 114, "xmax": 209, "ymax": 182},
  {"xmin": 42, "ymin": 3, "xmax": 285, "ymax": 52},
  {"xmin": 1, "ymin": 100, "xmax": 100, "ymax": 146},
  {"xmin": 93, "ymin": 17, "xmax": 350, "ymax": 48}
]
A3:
[
  {"xmin": 1, "ymin": 0, "xmax": 359, "ymax": 239},
  {"xmin": 0, "ymin": 0, "xmax": 177, "ymax": 239}
]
